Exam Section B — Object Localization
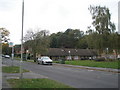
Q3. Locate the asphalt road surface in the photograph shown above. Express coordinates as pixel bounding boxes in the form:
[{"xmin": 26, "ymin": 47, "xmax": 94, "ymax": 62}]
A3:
[{"xmin": 2, "ymin": 58, "xmax": 119, "ymax": 88}]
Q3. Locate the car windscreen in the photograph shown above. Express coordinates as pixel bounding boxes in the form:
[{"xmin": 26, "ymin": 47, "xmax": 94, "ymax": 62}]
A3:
[{"xmin": 43, "ymin": 58, "xmax": 50, "ymax": 60}]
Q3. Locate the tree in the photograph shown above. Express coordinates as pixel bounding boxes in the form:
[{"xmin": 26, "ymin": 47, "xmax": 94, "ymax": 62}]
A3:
[
  {"xmin": 50, "ymin": 32, "xmax": 63, "ymax": 48},
  {"xmin": 0, "ymin": 27, "xmax": 10, "ymax": 43},
  {"xmin": 88, "ymin": 5, "xmax": 116, "ymax": 34},
  {"xmin": 76, "ymin": 36, "xmax": 88, "ymax": 49},
  {"xmin": 2, "ymin": 43, "xmax": 11, "ymax": 55},
  {"xmin": 88, "ymin": 5, "xmax": 116, "ymax": 54},
  {"xmin": 50, "ymin": 29, "xmax": 84, "ymax": 48},
  {"xmin": 0, "ymin": 27, "xmax": 10, "ymax": 55},
  {"xmin": 24, "ymin": 29, "xmax": 50, "ymax": 62}
]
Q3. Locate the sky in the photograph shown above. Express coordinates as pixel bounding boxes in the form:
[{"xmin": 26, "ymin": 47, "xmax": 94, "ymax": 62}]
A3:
[{"xmin": 0, "ymin": 0, "xmax": 119, "ymax": 44}]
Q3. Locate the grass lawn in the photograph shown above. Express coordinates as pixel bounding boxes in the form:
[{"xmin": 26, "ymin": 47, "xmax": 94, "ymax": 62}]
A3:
[
  {"xmin": 14, "ymin": 57, "xmax": 21, "ymax": 61},
  {"xmin": 14, "ymin": 57, "xmax": 34, "ymax": 62},
  {"xmin": 65, "ymin": 60, "xmax": 120, "ymax": 69},
  {"xmin": 26, "ymin": 60, "xmax": 34, "ymax": 63},
  {"xmin": 2, "ymin": 66, "xmax": 29, "ymax": 73},
  {"xmin": 53, "ymin": 60, "xmax": 120, "ymax": 69},
  {"xmin": 7, "ymin": 78, "xmax": 72, "ymax": 88}
]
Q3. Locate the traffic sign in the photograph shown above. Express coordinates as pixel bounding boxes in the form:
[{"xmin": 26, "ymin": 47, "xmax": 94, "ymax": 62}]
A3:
[{"xmin": 9, "ymin": 42, "xmax": 13, "ymax": 47}]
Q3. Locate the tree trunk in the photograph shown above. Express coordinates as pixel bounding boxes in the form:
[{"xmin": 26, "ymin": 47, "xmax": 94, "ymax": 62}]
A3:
[{"xmin": 33, "ymin": 52, "xmax": 37, "ymax": 62}]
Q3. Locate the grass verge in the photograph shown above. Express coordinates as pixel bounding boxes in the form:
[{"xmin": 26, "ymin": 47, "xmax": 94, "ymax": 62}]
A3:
[
  {"xmin": 14, "ymin": 57, "xmax": 21, "ymax": 61},
  {"xmin": 53, "ymin": 60, "xmax": 120, "ymax": 69},
  {"xmin": 7, "ymin": 78, "xmax": 72, "ymax": 88},
  {"xmin": 2, "ymin": 66, "xmax": 29, "ymax": 73},
  {"xmin": 26, "ymin": 60, "xmax": 34, "ymax": 63},
  {"xmin": 65, "ymin": 60, "xmax": 120, "ymax": 69}
]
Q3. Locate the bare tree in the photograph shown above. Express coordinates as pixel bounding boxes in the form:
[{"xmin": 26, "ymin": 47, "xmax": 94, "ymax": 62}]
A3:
[{"xmin": 24, "ymin": 28, "xmax": 50, "ymax": 62}]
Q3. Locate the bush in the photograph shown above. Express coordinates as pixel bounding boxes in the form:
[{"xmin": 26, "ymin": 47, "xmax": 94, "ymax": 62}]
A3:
[{"xmin": 95, "ymin": 57, "xmax": 105, "ymax": 61}]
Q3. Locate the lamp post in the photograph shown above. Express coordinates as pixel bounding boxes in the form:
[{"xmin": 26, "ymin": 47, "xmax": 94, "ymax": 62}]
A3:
[
  {"xmin": 9, "ymin": 42, "xmax": 14, "ymax": 66},
  {"xmin": 106, "ymin": 48, "xmax": 108, "ymax": 59},
  {"xmin": 26, "ymin": 50, "xmax": 29, "ymax": 60},
  {"xmin": 68, "ymin": 50, "xmax": 71, "ymax": 64},
  {"xmin": 20, "ymin": 0, "xmax": 24, "ymax": 79},
  {"xmin": 11, "ymin": 45, "xmax": 14, "ymax": 66},
  {"xmin": 68, "ymin": 51, "xmax": 71, "ymax": 60}
]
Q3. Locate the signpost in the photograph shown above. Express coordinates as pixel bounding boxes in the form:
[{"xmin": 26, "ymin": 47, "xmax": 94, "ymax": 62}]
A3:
[
  {"xmin": 118, "ymin": 1, "xmax": 120, "ymax": 34},
  {"xmin": 9, "ymin": 42, "xmax": 13, "ymax": 47},
  {"xmin": 9, "ymin": 42, "xmax": 14, "ymax": 66}
]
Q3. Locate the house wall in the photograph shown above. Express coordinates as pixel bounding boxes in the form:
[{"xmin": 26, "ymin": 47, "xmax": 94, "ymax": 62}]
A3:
[
  {"xmin": 66, "ymin": 56, "xmax": 80, "ymax": 60},
  {"xmin": 66, "ymin": 56, "xmax": 72, "ymax": 60},
  {"xmin": 51, "ymin": 56, "xmax": 96, "ymax": 60},
  {"xmin": 73, "ymin": 56, "xmax": 79, "ymax": 60}
]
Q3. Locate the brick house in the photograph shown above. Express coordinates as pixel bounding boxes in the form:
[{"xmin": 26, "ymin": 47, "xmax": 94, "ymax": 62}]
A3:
[{"xmin": 42, "ymin": 48, "xmax": 98, "ymax": 60}]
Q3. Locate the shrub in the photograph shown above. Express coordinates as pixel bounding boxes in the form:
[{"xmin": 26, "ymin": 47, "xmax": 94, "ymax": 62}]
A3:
[{"xmin": 95, "ymin": 57, "xmax": 105, "ymax": 61}]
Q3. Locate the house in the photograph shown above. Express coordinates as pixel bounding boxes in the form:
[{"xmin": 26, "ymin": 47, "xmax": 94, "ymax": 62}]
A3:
[{"xmin": 42, "ymin": 48, "xmax": 98, "ymax": 60}]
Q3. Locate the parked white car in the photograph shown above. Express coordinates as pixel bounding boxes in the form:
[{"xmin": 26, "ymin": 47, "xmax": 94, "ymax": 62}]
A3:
[
  {"xmin": 37, "ymin": 56, "xmax": 52, "ymax": 65},
  {"xmin": 4, "ymin": 55, "xmax": 10, "ymax": 58}
]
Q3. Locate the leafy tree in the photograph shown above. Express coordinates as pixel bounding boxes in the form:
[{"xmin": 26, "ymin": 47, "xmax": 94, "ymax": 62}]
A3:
[
  {"xmin": 0, "ymin": 27, "xmax": 10, "ymax": 43},
  {"xmin": 50, "ymin": 29, "xmax": 84, "ymax": 48},
  {"xmin": 0, "ymin": 27, "xmax": 10, "ymax": 55},
  {"xmin": 24, "ymin": 29, "xmax": 50, "ymax": 62},
  {"xmin": 2, "ymin": 43, "xmax": 11, "ymax": 55},
  {"xmin": 50, "ymin": 32, "xmax": 63, "ymax": 48},
  {"xmin": 88, "ymin": 5, "xmax": 116, "ymax": 34},
  {"xmin": 76, "ymin": 36, "xmax": 88, "ymax": 49},
  {"xmin": 88, "ymin": 5, "xmax": 116, "ymax": 54}
]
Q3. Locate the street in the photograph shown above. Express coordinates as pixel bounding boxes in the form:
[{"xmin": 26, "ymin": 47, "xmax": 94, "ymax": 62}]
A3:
[{"xmin": 2, "ymin": 58, "xmax": 119, "ymax": 88}]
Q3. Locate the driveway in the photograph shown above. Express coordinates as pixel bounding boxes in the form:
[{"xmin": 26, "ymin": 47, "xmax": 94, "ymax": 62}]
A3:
[{"xmin": 2, "ymin": 58, "xmax": 119, "ymax": 88}]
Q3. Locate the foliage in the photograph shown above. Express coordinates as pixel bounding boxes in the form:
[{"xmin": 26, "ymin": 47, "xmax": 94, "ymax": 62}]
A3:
[
  {"xmin": 24, "ymin": 29, "xmax": 50, "ymax": 62},
  {"xmin": 0, "ymin": 27, "xmax": 10, "ymax": 55},
  {"xmin": 85, "ymin": 5, "xmax": 120, "ymax": 55},
  {"xmin": 7, "ymin": 78, "xmax": 72, "ymax": 88},
  {"xmin": 0, "ymin": 27, "xmax": 10, "ymax": 43},
  {"xmin": 50, "ymin": 28, "xmax": 84, "ymax": 48},
  {"xmin": 88, "ymin": 5, "xmax": 116, "ymax": 34},
  {"xmin": 2, "ymin": 43, "xmax": 11, "ymax": 55}
]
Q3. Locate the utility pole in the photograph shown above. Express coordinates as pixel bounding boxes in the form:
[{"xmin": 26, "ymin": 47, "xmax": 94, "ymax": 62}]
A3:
[
  {"xmin": 11, "ymin": 44, "xmax": 14, "ymax": 66},
  {"xmin": 118, "ymin": 1, "xmax": 120, "ymax": 34},
  {"xmin": 9, "ymin": 42, "xmax": 14, "ymax": 66},
  {"xmin": 20, "ymin": 0, "xmax": 24, "ymax": 79},
  {"xmin": 0, "ymin": 30, "xmax": 2, "ymax": 90}
]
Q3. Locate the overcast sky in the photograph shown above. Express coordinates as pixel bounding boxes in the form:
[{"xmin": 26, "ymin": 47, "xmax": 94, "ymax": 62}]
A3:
[{"xmin": 0, "ymin": 0, "xmax": 119, "ymax": 44}]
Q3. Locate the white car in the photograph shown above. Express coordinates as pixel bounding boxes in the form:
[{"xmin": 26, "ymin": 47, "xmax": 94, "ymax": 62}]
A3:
[
  {"xmin": 4, "ymin": 55, "xmax": 10, "ymax": 58},
  {"xmin": 37, "ymin": 56, "xmax": 52, "ymax": 65}
]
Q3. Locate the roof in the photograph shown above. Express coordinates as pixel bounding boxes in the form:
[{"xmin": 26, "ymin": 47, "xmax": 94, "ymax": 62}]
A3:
[{"xmin": 43, "ymin": 48, "xmax": 98, "ymax": 56}]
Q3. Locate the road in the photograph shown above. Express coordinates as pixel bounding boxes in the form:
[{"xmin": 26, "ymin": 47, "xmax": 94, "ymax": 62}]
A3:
[{"xmin": 2, "ymin": 58, "xmax": 119, "ymax": 88}]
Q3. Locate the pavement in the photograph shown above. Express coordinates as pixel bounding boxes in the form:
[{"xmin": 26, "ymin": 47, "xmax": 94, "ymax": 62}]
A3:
[{"xmin": 2, "ymin": 63, "xmax": 120, "ymax": 89}]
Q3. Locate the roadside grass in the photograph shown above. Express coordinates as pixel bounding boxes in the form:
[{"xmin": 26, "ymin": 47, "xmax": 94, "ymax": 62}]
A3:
[
  {"xmin": 53, "ymin": 61, "xmax": 59, "ymax": 63},
  {"xmin": 2, "ymin": 66, "xmax": 29, "ymax": 73},
  {"xmin": 53, "ymin": 60, "xmax": 120, "ymax": 69},
  {"xmin": 14, "ymin": 57, "xmax": 21, "ymax": 61},
  {"xmin": 65, "ymin": 60, "xmax": 120, "ymax": 69},
  {"xmin": 26, "ymin": 60, "xmax": 34, "ymax": 63},
  {"xmin": 14, "ymin": 57, "xmax": 34, "ymax": 63},
  {"xmin": 7, "ymin": 78, "xmax": 72, "ymax": 88}
]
